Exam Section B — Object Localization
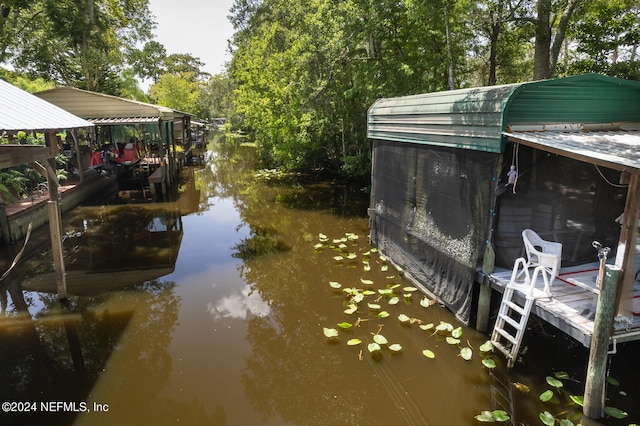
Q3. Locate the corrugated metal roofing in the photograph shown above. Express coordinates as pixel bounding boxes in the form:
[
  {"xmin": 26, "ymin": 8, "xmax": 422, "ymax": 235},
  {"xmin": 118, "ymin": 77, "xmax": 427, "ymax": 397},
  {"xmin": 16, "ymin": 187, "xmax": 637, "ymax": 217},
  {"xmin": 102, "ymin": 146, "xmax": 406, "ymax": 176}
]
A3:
[
  {"xmin": 504, "ymin": 129, "xmax": 640, "ymax": 173},
  {"xmin": 0, "ymin": 79, "xmax": 93, "ymax": 131},
  {"xmin": 87, "ymin": 117, "xmax": 160, "ymax": 125},
  {"xmin": 368, "ymin": 74, "xmax": 640, "ymax": 154},
  {"xmin": 368, "ymin": 83, "xmax": 520, "ymax": 153},
  {"xmin": 35, "ymin": 86, "xmax": 175, "ymax": 120}
]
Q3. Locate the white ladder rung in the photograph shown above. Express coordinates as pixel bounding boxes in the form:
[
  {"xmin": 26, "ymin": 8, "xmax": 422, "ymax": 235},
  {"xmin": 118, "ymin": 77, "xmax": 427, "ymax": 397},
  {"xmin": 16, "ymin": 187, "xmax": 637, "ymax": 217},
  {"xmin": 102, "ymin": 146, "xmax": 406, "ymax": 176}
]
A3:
[
  {"xmin": 491, "ymin": 257, "xmax": 537, "ymax": 369},
  {"xmin": 502, "ymin": 300, "xmax": 526, "ymax": 316},
  {"xmin": 498, "ymin": 313, "xmax": 523, "ymax": 331},
  {"xmin": 494, "ymin": 327, "xmax": 518, "ymax": 345}
]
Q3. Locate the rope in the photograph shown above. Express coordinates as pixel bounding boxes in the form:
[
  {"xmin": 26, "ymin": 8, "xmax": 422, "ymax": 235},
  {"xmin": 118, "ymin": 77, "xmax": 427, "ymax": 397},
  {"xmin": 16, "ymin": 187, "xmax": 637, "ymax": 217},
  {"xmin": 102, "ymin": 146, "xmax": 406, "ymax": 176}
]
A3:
[
  {"xmin": 594, "ymin": 165, "xmax": 628, "ymax": 188},
  {"xmin": 0, "ymin": 222, "xmax": 33, "ymax": 282}
]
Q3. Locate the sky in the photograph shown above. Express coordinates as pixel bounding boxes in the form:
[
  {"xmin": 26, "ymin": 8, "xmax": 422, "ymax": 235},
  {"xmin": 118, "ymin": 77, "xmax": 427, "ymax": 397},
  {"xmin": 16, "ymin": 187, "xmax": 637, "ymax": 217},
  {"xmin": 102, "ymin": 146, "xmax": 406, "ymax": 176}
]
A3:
[{"xmin": 147, "ymin": 0, "xmax": 236, "ymax": 76}]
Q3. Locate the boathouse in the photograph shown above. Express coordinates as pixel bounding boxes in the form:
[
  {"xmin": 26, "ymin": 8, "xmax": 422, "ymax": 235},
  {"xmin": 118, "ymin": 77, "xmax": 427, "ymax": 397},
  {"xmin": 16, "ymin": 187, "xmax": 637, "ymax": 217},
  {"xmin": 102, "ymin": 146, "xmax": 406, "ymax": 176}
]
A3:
[
  {"xmin": 35, "ymin": 86, "xmax": 194, "ymax": 194},
  {"xmin": 367, "ymin": 74, "xmax": 640, "ymax": 350}
]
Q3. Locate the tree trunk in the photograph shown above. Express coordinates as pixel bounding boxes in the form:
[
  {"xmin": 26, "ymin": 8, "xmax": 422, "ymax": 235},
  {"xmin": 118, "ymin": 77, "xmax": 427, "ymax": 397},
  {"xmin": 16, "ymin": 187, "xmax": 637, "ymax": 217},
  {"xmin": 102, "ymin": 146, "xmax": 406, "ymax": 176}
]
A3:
[
  {"xmin": 443, "ymin": 0, "xmax": 455, "ymax": 89},
  {"xmin": 549, "ymin": 0, "xmax": 580, "ymax": 77},
  {"xmin": 533, "ymin": 0, "xmax": 552, "ymax": 80}
]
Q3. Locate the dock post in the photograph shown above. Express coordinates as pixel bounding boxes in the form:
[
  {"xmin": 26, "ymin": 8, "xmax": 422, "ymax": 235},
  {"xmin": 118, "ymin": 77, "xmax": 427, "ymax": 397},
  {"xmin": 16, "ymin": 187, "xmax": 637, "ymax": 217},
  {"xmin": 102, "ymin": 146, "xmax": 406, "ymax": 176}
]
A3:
[
  {"xmin": 583, "ymin": 264, "xmax": 619, "ymax": 419},
  {"xmin": 477, "ymin": 243, "xmax": 495, "ymax": 332}
]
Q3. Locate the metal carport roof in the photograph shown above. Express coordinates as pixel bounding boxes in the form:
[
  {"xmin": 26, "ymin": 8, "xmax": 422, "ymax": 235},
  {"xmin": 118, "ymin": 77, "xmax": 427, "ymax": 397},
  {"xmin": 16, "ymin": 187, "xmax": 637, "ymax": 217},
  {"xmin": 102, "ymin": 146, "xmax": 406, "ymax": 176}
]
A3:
[
  {"xmin": 34, "ymin": 86, "xmax": 175, "ymax": 121},
  {"xmin": 503, "ymin": 126, "xmax": 640, "ymax": 173},
  {"xmin": 0, "ymin": 79, "xmax": 93, "ymax": 131}
]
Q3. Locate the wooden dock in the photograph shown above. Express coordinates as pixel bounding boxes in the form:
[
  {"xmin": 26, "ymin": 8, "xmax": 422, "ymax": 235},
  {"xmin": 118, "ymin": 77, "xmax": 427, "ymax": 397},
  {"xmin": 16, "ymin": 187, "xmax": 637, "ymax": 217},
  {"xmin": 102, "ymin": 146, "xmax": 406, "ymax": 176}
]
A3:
[{"xmin": 478, "ymin": 259, "xmax": 640, "ymax": 347}]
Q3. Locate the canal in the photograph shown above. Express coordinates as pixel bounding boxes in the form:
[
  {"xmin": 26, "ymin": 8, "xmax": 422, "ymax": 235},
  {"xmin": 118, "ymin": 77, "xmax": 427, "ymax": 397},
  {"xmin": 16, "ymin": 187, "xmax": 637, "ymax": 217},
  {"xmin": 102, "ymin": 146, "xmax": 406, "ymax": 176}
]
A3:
[{"xmin": 0, "ymin": 135, "xmax": 638, "ymax": 425}]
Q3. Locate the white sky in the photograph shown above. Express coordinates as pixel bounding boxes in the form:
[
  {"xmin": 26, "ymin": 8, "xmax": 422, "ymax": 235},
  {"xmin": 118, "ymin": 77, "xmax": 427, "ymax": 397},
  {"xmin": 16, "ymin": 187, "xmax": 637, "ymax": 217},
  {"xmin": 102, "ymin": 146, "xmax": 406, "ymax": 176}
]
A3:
[{"xmin": 148, "ymin": 0, "xmax": 236, "ymax": 76}]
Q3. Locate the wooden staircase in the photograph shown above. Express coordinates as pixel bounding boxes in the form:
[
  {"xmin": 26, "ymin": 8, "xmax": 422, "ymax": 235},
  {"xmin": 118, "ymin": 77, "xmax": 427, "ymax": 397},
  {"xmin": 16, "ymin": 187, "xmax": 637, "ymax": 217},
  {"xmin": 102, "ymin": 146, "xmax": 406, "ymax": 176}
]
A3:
[{"xmin": 491, "ymin": 257, "xmax": 539, "ymax": 368}]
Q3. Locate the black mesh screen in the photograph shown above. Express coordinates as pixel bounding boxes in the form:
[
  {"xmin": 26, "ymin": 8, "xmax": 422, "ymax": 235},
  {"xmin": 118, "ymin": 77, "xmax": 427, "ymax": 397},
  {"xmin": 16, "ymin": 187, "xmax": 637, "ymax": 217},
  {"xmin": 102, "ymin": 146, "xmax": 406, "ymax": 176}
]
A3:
[
  {"xmin": 494, "ymin": 143, "xmax": 626, "ymax": 268},
  {"xmin": 370, "ymin": 140, "xmax": 497, "ymax": 324}
]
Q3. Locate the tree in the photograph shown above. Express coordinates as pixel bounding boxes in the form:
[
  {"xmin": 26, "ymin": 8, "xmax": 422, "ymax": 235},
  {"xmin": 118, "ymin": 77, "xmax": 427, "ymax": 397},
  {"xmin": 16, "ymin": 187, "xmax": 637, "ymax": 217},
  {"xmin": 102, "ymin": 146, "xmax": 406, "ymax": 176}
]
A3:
[
  {"xmin": 565, "ymin": 0, "xmax": 640, "ymax": 79},
  {"xmin": 3, "ymin": 0, "xmax": 155, "ymax": 94},
  {"xmin": 149, "ymin": 72, "xmax": 200, "ymax": 113},
  {"xmin": 533, "ymin": 0, "xmax": 581, "ymax": 80}
]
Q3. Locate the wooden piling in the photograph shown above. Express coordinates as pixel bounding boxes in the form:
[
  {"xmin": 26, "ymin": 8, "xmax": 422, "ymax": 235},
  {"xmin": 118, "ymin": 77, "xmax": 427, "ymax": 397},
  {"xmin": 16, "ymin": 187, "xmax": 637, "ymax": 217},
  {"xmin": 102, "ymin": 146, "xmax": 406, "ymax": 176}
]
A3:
[{"xmin": 583, "ymin": 264, "xmax": 620, "ymax": 419}]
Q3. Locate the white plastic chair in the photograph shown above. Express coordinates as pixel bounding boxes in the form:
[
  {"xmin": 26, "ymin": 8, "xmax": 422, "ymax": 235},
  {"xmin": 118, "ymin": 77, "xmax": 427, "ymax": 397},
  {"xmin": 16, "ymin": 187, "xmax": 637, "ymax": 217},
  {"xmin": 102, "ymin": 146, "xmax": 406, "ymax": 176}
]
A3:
[{"xmin": 521, "ymin": 229, "xmax": 562, "ymax": 295}]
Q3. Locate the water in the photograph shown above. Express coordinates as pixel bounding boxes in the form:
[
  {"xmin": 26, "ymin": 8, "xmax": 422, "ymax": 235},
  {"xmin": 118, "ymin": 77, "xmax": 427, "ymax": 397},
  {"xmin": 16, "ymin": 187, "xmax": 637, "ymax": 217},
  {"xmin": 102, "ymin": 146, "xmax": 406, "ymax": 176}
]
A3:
[{"xmin": 0, "ymin": 137, "xmax": 638, "ymax": 425}]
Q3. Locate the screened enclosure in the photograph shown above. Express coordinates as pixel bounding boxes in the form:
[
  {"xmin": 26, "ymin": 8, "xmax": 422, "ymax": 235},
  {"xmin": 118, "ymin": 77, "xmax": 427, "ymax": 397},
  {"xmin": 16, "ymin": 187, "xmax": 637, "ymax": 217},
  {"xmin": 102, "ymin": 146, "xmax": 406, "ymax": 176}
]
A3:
[
  {"xmin": 370, "ymin": 141, "xmax": 496, "ymax": 323},
  {"xmin": 368, "ymin": 74, "xmax": 640, "ymax": 325}
]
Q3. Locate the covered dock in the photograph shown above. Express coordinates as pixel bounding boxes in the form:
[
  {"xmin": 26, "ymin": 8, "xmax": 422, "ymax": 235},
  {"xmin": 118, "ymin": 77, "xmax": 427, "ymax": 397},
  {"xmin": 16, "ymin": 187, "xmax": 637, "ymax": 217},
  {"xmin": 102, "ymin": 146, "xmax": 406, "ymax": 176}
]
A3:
[
  {"xmin": 35, "ymin": 86, "xmax": 194, "ymax": 195},
  {"xmin": 367, "ymin": 73, "xmax": 640, "ymax": 419}
]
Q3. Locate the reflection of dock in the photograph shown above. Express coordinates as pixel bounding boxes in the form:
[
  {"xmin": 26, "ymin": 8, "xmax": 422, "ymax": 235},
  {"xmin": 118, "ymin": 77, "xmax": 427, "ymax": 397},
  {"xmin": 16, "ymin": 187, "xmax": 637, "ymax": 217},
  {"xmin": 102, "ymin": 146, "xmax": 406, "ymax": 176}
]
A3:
[{"xmin": 0, "ymin": 170, "xmax": 118, "ymax": 244}]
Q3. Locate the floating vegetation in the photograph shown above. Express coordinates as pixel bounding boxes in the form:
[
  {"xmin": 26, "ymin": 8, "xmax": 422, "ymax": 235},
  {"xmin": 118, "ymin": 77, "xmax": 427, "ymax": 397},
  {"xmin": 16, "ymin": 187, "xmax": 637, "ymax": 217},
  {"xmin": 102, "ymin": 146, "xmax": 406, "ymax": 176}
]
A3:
[
  {"xmin": 475, "ymin": 410, "xmax": 510, "ymax": 423},
  {"xmin": 315, "ymin": 231, "xmax": 633, "ymax": 424},
  {"xmin": 315, "ymin": 231, "xmax": 493, "ymax": 369}
]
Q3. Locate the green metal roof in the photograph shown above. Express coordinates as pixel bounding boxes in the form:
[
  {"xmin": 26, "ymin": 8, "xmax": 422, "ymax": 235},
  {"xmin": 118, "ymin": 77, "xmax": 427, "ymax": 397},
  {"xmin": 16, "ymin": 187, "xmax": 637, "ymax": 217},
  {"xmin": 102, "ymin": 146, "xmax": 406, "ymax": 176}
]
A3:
[{"xmin": 367, "ymin": 74, "xmax": 640, "ymax": 153}]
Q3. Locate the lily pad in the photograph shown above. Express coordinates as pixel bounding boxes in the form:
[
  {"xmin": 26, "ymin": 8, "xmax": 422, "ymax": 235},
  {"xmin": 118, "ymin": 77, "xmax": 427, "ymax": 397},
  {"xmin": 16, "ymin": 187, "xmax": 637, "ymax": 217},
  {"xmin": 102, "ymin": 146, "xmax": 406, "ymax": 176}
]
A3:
[
  {"xmin": 569, "ymin": 395, "xmax": 583, "ymax": 406},
  {"xmin": 446, "ymin": 337, "xmax": 461, "ymax": 345},
  {"xmin": 373, "ymin": 334, "xmax": 388, "ymax": 345},
  {"xmin": 482, "ymin": 358, "xmax": 496, "ymax": 369},
  {"xmin": 360, "ymin": 278, "xmax": 374, "ymax": 285},
  {"xmin": 378, "ymin": 311, "xmax": 390, "ymax": 318},
  {"xmin": 479, "ymin": 340, "xmax": 493, "ymax": 353},
  {"xmin": 546, "ymin": 376, "xmax": 563, "ymax": 389},
  {"xmin": 419, "ymin": 297, "xmax": 433, "ymax": 308},
  {"xmin": 604, "ymin": 406, "xmax": 627, "ymax": 419},
  {"xmin": 539, "ymin": 411, "xmax": 555, "ymax": 426},
  {"xmin": 347, "ymin": 338, "xmax": 362, "ymax": 346},
  {"xmin": 422, "ymin": 349, "xmax": 435, "ymax": 359},
  {"xmin": 388, "ymin": 296, "xmax": 400, "ymax": 305},
  {"xmin": 323, "ymin": 328, "xmax": 339, "ymax": 338},
  {"xmin": 452, "ymin": 327, "xmax": 463, "ymax": 338},
  {"xmin": 539, "ymin": 390, "xmax": 554, "ymax": 402},
  {"xmin": 388, "ymin": 343, "xmax": 402, "ymax": 352},
  {"xmin": 337, "ymin": 322, "xmax": 353, "ymax": 329},
  {"xmin": 344, "ymin": 305, "xmax": 357, "ymax": 315},
  {"xmin": 329, "ymin": 281, "xmax": 342, "ymax": 289},
  {"xmin": 460, "ymin": 347, "xmax": 472, "ymax": 360},
  {"xmin": 398, "ymin": 313, "xmax": 411, "ymax": 323},
  {"xmin": 367, "ymin": 342, "xmax": 381, "ymax": 352},
  {"xmin": 367, "ymin": 303, "xmax": 381, "ymax": 310}
]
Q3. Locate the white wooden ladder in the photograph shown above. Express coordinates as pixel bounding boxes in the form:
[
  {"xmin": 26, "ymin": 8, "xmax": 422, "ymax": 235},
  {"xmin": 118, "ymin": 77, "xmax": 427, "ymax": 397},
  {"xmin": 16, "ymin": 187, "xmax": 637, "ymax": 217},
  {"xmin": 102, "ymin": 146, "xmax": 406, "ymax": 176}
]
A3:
[{"xmin": 491, "ymin": 257, "xmax": 539, "ymax": 369}]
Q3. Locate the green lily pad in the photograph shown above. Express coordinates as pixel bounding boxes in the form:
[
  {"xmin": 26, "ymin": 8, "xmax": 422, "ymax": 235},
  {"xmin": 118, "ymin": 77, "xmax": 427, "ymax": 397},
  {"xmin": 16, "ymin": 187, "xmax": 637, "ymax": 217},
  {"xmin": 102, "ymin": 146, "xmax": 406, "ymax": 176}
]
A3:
[
  {"xmin": 337, "ymin": 322, "xmax": 352, "ymax": 329},
  {"xmin": 373, "ymin": 334, "xmax": 388, "ymax": 345},
  {"xmin": 604, "ymin": 406, "xmax": 627, "ymax": 419},
  {"xmin": 347, "ymin": 339, "xmax": 361, "ymax": 346},
  {"xmin": 323, "ymin": 328, "xmax": 339, "ymax": 338},
  {"xmin": 460, "ymin": 347, "xmax": 472, "ymax": 360},
  {"xmin": 539, "ymin": 390, "xmax": 554, "ymax": 402},
  {"xmin": 539, "ymin": 411, "xmax": 555, "ymax": 426},
  {"xmin": 482, "ymin": 358, "xmax": 496, "ymax": 369},
  {"xmin": 422, "ymin": 349, "xmax": 435, "ymax": 359},
  {"xmin": 367, "ymin": 342, "xmax": 381, "ymax": 352},
  {"xmin": 479, "ymin": 340, "xmax": 493, "ymax": 352},
  {"xmin": 329, "ymin": 281, "xmax": 342, "ymax": 289},
  {"xmin": 388, "ymin": 343, "xmax": 402, "ymax": 352},
  {"xmin": 378, "ymin": 311, "xmax": 390, "ymax": 318},
  {"xmin": 546, "ymin": 376, "xmax": 563, "ymax": 389}
]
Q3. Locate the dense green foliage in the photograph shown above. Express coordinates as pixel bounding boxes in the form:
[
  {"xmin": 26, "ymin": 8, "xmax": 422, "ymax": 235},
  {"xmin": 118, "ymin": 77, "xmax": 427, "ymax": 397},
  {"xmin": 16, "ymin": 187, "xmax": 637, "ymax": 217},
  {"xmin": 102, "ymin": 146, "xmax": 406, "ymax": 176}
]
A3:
[
  {"xmin": 1, "ymin": 1, "xmax": 639, "ymax": 177},
  {"xmin": 228, "ymin": 0, "xmax": 640, "ymax": 176}
]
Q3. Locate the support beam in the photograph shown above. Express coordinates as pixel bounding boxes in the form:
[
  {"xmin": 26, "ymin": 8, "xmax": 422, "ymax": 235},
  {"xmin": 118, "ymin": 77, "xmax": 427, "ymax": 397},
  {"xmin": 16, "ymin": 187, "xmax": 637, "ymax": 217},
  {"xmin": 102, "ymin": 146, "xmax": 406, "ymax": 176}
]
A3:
[
  {"xmin": 45, "ymin": 132, "xmax": 67, "ymax": 299},
  {"xmin": 583, "ymin": 265, "xmax": 620, "ymax": 419},
  {"xmin": 614, "ymin": 172, "xmax": 640, "ymax": 320}
]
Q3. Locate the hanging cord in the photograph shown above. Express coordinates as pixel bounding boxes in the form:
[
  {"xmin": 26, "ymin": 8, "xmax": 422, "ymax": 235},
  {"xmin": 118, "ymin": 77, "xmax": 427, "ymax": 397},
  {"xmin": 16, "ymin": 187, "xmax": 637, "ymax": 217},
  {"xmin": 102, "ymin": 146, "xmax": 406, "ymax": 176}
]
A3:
[
  {"xmin": 0, "ymin": 222, "xmax": 33, "ymax": 282},
  {"xmin": 594, "ymin": 165, "xmax": 628, "ymax": 188},
  {"xmin": 511, "ymin": 143, "xmax": 520, "ymax": 194}
]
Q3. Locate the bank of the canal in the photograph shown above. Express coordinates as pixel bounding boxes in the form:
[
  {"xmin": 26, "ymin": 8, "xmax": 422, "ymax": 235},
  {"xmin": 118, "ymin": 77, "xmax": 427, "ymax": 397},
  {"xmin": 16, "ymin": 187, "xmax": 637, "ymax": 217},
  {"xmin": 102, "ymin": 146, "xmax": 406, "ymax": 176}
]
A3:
[{"xmin": 0, "ymin": 136, "xmax": 638, "ymax": 425}]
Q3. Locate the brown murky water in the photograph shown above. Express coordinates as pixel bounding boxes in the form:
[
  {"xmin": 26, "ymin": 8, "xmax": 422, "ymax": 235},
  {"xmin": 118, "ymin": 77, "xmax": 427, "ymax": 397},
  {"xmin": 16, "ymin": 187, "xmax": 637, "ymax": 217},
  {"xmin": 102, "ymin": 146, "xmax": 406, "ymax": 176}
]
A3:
[{"xmin": 1, "ymin": 136, "xmax": 638, "ymax": 425}]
